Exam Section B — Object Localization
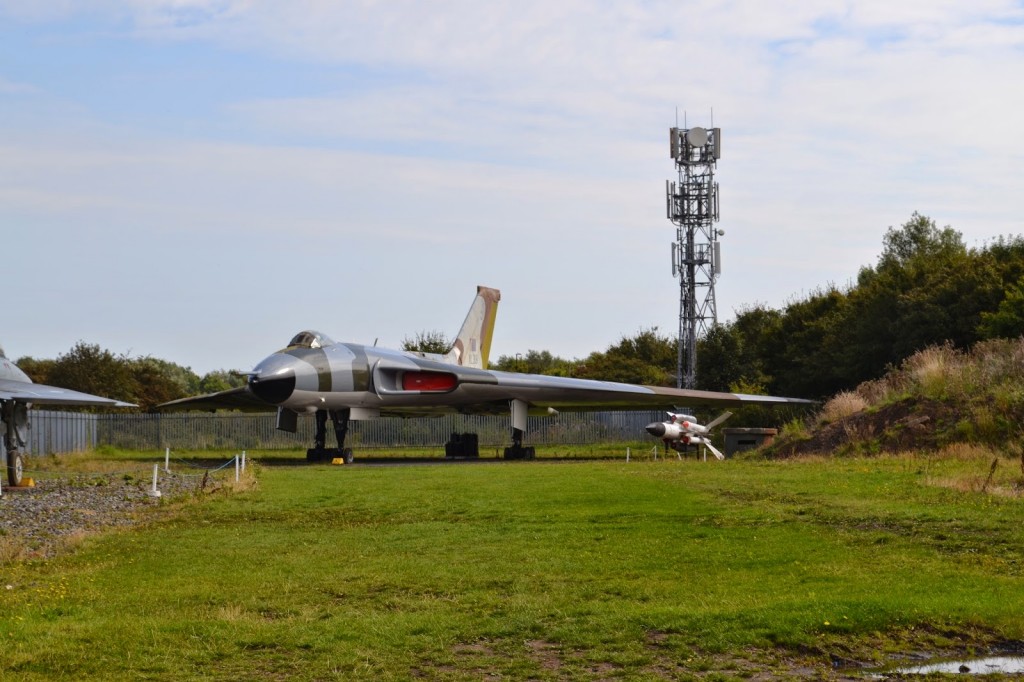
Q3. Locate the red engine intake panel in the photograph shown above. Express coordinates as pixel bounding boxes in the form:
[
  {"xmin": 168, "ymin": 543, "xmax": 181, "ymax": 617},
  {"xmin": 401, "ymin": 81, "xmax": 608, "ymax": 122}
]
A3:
[{"xmin": 401, "ymin": 371, "xmax": 457, "ymax": 392}]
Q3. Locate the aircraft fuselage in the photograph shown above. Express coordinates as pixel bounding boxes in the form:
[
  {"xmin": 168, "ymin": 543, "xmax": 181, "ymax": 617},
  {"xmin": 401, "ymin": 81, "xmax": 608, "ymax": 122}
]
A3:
[{"xmin": 243, "ymin": 337, "xmax": 702, "ymax": 419}]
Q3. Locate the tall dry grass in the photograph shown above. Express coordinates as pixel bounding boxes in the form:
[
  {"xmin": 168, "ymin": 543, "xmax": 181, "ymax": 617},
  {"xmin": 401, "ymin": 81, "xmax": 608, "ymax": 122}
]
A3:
[
  {"xmin": 775, "ymin": 338, "xmax": 1024, "ymax": 458},
  {"xmin": 846, "ymin": 338, "xmax": 1024, "ymax": 409},
  {"xmin": 923, "ymin": 443, "xmax": 1024, "ymax": 497},
  {"xmin": 817, "ymin": 391, "xmax": 868, "ymax": 424},
  {"xmin": 0, "ymin": 533, "xmax": 26, "ymax": 565}
]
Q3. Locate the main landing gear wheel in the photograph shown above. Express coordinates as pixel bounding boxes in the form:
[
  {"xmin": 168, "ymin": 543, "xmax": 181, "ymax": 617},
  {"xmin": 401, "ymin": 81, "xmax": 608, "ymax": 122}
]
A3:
[
  {"xmin": 503, "ymin": 445, "xmax": 536, "ymax": 460},
  {"xmin": 6, "ymin": 451, "xmax": 24, "ymax": 487},
  {"xmin": 503, "ymin": 426, "xmax": 535, "ymax": 460}
]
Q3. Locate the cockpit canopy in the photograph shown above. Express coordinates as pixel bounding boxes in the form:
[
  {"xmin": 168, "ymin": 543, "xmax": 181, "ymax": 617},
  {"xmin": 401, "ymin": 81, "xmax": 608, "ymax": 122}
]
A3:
[{"xmin": 287, "ymin": 330, "xmax": 335, "ymax": 349}]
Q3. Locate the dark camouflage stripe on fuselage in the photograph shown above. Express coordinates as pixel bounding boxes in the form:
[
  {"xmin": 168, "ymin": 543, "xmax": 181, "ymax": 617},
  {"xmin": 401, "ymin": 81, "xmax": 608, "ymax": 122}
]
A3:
[
  {"xmin": 345, "ymin": 344, "xmax": 372, "ymax": 392},
  {"xmin": 285, "ymin": 347, "xmax": 333, "ymax": 392}
]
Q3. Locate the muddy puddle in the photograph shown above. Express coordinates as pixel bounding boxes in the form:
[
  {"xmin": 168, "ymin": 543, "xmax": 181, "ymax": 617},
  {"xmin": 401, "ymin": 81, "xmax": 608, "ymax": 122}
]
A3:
[{"xmin": 882, "ymin": 655, "xmax": 1024, "ymax": 675}]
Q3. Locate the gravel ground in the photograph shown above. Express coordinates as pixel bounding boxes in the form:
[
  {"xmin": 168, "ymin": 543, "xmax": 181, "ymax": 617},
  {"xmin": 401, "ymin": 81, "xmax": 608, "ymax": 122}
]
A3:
[{"xmin": 0, "ymin": 470, "xmax": 223, "ymax": 560}]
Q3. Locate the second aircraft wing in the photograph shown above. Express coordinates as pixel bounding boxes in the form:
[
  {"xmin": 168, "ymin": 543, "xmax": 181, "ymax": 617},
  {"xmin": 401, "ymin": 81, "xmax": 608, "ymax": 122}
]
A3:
[{"xmin": 0, "ymin": 379, "xmax": 136, "ymax": 407}]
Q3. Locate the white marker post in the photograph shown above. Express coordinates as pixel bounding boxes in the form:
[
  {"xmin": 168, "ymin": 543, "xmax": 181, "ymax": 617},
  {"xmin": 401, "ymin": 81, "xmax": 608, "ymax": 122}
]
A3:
[
  {"xmin": 241, "ymin": 451, "xmax": 246, "ymax": 472},
  {"xmin": 234, "ymin": 455, "xmax": 240, "ymax": 483},
  {"xmin": 626, "ymin": 447, "xmax": 630, "ymax": 462},
  {"xmin": 164, "ymin": 447, "xmax": 170, "ymax": 473},
  {"xmin": 149, "ymin": 464, "xmax": 162, "ymax": 498}
]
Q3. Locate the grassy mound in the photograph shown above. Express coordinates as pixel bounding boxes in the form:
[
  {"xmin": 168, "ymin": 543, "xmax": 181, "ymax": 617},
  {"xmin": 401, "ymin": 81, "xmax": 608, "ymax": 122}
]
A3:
[{"xmin": 768, "ymin": 339, "xmax": 1024, "ymax": 460}]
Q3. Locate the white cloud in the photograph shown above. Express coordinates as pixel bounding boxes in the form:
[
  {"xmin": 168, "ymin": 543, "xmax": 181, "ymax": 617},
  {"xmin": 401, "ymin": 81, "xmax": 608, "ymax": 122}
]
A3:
[{"xmin": 1, "ymin": 0, "xmax": 1023, "ymax": 371}]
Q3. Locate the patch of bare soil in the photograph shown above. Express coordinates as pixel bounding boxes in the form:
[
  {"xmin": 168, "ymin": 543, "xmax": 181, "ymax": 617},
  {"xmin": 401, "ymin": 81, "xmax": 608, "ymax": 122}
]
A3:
[{"xmin": 419, "ymin": 627, "xmax": 1023, "ymax": 680}]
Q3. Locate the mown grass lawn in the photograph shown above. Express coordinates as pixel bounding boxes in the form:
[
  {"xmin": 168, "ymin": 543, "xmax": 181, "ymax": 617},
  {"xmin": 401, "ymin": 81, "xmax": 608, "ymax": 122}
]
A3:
[{"xmin": 2, "ymin": 452, "xmax": 1023, "ymax": 680}]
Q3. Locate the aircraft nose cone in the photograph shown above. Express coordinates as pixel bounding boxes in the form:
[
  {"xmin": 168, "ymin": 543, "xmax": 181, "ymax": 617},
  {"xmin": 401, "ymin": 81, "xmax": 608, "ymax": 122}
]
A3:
[
  {"xmin": 249, "ymin": 367, "xmax": 296, "ymax": 404},
  {"xmin": 645, "ymin": 422, "xmax": 666, "ymax": 438}
]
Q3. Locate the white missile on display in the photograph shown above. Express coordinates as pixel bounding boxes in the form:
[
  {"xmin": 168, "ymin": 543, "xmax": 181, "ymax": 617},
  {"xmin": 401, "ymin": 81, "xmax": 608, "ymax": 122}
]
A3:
[{"xmin": 645, "ymin": 411, "xmax": 733, "ymax": 460}]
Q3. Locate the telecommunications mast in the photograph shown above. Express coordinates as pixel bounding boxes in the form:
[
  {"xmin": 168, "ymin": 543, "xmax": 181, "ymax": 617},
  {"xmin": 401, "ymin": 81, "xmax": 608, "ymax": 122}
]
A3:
[{"xmin": 667, "ymin": 123, "xmax": 722, "ymax": 389}]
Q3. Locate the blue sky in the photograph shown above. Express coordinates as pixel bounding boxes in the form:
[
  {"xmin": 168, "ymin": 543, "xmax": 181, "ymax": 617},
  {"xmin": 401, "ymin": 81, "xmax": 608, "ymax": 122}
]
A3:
[{"xmin": 2, "ymin": 1, "xmax": 1023, "ymax": 374}]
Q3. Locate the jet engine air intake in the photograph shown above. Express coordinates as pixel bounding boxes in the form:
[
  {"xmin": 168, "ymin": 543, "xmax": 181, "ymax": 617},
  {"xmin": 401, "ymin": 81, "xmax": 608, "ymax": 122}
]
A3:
[{"xmin": 401, "ymin": 371, "xmax": 457, "ymax": 393}]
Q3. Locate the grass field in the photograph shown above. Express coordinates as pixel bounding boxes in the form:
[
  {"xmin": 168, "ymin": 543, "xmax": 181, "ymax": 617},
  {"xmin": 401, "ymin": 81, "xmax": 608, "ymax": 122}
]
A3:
[{"xmin": 2, "ymin": 448, "xmax": 1024, "ymax": 680}]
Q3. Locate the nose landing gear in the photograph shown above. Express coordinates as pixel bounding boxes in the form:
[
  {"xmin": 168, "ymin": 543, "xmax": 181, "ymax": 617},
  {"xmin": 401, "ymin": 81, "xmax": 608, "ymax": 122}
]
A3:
[{"xmin": 307, "ymin": 408, "xmax": 354, "ymax": 464}]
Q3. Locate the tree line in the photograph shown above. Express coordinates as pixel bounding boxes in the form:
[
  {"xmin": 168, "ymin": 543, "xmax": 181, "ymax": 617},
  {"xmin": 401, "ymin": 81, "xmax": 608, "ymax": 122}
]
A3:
[
  {"xmin": 695, "ymin": 212, "xmax": 1024, "ymax": 398},
  {"xmin": 17, "ymin": 345, "xmax": 245, "ymax": 412},
  {"xmin": 492, "ymin": 213, "xmax": 1024, "ymax": 400},
  {"xmin": 20, "ymin": 213, "xmax": 1024, "ymax": 411}
]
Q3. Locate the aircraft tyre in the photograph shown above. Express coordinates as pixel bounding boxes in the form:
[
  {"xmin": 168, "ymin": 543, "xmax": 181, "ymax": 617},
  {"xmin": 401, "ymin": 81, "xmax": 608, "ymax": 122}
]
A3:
[
  {"xmin": 6, "ymin": 450, "xmax": 24, "ymax": 487},
  {"xmin": 502, "ymin": 445, "xmax": 536, "ymax": 460}
]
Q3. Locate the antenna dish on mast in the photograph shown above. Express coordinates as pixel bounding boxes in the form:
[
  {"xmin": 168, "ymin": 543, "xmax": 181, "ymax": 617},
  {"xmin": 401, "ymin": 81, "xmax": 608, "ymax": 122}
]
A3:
[{"xmin": 685, "ymin": 127, "xmax": 708, "ymax": 147}]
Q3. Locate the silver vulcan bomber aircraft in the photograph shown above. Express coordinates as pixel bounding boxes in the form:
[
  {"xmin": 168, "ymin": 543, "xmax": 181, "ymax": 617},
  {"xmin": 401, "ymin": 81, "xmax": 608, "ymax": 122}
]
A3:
[
  {"xmin": 1, "ymin": 345, "xmax": 135, "ymax": 486},
  {"xmin": 159, "ymin": 286, "xmax": 813, "ymax": 461}
]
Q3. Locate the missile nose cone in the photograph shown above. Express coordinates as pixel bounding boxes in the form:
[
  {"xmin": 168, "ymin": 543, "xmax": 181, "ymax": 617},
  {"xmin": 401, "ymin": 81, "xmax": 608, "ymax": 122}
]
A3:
[
  {"xmin": 645, "ymin": 422, "xmax": 667, "ymax": 438},
  {"xmin": 249, "ymin": 366, "xmax": 296, "ymax": 404}
]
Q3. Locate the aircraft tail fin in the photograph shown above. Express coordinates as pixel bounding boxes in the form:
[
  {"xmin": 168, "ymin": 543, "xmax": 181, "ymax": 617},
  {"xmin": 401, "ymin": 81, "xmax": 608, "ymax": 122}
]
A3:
[{"xmin": 444, "ymin": 286, "xmax": 501, "ymax": 369}]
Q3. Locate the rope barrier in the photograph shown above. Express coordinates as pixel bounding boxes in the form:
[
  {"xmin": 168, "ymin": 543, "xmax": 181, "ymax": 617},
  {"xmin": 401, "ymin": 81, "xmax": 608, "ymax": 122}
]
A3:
[
  {"xmin": 9, "ymin": 450, "xmax": 248, "ymax": 492},
  {"xmin": 169, "ymin": 456, "xmax": 237, "ymax": 472}
]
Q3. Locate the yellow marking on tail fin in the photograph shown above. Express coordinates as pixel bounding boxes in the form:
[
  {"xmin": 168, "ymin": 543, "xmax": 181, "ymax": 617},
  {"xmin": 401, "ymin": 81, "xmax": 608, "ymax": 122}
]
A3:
[{"xmin": 447, "ymin": 286, "xmax": 501, "ymax": 369}]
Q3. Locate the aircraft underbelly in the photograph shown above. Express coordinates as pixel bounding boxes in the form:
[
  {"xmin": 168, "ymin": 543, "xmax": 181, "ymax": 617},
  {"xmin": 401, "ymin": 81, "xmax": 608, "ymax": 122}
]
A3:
[
  {"xmin": 286, "ymin": 385, "xmax": 506, "ymax": 412},
  {"xmin": 286, "ymin": 390, "xmax": 370, "ymax": 410}
]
